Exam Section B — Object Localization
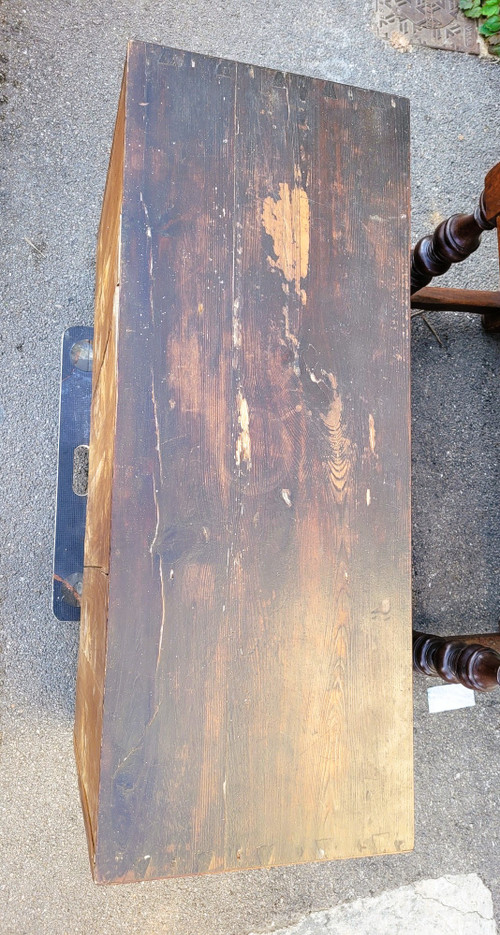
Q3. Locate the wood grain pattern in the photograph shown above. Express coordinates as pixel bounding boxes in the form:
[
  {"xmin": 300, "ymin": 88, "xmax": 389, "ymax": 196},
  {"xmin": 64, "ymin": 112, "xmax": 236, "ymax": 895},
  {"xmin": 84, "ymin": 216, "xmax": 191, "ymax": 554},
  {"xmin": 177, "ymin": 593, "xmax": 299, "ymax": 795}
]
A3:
[
  {"xmin": 411, "ymin": 286, "xmax": 500, "ymax": 314},
  {"xmin": 84, "ymin": 66, "xmax": 124, "ymax": 572},
  {"xmin": 76, "ymin": 41, "xmax": 413, "ymax": 884},
  {"xmin": 483, "ymin": 161, "xmax": 500, "ymax": 223},
  {"xmin": 74, "ymin": 67, "xmax": 125, "ymax": 847},
  {"xmin": 456, "ymin": 633, "xmax": 500, "ymax": 651}
]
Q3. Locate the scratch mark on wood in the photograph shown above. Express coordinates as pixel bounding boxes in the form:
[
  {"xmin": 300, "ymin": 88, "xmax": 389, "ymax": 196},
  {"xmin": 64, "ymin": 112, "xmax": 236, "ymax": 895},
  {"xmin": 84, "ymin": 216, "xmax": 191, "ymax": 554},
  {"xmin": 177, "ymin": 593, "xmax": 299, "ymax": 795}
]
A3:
[
  {"xmin": 155, "ymin": 558, "xmax": 166, "ymax": 677},
  {"xmin": 150, "ymin": 371, "xmax": 164, "ymax": 557},
  {"xmin": 113, "ymin": 701, "xmax": 163, "ymax": 779},
  {"xmin": 139, "ymin": 192, "xmax": 153, "ymax": 245},
  {"xmin": 232, "ymin": 298, "xmax": 242, "ymax": 350},
  {"xmin": 369, "ymin": 413, "xmax": 376, "ymax": 454},
  {"xmin": 235, "ymin": 390, "xmax": 251, "ymax": 468}
]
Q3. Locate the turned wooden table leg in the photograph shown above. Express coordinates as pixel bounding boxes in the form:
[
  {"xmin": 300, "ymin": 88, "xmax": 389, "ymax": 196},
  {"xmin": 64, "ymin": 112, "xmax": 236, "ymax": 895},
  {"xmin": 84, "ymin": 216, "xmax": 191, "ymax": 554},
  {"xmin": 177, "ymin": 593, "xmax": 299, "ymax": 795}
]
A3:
[
  {"xmin": 484, "ymin": 166, "xmax": 500, "ymax": 330},
  {"xmin": 410, "ymin": 199, "xmax": 495, "ymax": 295},
  {"xmin": 410, "ymin": 162, "xmax": 500, "ymax": 334},
  {"xmin": 413, "ymin": 631, "xmax": 500, "ymax": 692},
  {"xmin": 482, "ymin": 308, "xmax": 500, "ymax": 333}
]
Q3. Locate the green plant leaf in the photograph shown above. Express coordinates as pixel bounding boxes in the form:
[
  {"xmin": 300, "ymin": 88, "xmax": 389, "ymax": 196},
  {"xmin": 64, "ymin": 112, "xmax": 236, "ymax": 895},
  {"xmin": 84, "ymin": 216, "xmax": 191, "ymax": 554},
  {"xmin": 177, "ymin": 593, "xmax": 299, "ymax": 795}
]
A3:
[
  {"xmin": 463, "ymin": 4, "xmax": 483, "ymax": 16},
  {"xmin": 480, "ymin": 0, "xmax": 500, "ymax": 16},
  {"xmin": 459, "ymin": 0, "xmax": 475, "ymax": 7},
  {"xmin": 479, "ymin": 13, "xmax": 500, "ymax": 32}
]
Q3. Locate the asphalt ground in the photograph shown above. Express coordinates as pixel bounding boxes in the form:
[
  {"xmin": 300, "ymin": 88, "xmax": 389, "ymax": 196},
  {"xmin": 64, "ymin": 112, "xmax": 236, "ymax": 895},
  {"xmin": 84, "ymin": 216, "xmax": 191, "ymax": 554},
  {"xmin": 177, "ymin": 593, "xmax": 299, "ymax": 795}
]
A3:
[{"xmin": 1, "ymin": 1, "xmax": 500, "ymax": 933}]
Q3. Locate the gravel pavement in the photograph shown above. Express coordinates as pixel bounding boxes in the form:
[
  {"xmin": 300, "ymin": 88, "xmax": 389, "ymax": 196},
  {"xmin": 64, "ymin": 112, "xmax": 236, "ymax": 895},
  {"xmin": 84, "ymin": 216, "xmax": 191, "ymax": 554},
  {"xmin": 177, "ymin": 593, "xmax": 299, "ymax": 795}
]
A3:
[{"xmin": 1, "ymin": 1, "xmax": 500, "ymax": 933}]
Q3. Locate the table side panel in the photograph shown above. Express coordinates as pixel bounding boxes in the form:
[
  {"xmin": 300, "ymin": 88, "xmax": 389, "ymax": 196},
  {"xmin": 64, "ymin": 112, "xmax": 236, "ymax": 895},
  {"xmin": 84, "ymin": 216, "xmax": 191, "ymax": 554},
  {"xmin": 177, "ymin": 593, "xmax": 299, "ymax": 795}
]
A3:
[
  {"xmin": 75, "ymin": 71, "xmax": 125, "ymax": 856},
  {"xmin": 84, "ymin": 69, "xmax": 125, "ymax": 573}
]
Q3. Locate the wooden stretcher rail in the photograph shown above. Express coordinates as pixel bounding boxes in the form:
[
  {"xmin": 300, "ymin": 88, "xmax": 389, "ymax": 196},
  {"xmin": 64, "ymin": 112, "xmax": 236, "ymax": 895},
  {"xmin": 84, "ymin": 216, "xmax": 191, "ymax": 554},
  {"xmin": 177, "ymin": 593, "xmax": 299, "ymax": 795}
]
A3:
[{"xmin": 411, "ymin": 286, "xmax": 500, "ymax": 314}]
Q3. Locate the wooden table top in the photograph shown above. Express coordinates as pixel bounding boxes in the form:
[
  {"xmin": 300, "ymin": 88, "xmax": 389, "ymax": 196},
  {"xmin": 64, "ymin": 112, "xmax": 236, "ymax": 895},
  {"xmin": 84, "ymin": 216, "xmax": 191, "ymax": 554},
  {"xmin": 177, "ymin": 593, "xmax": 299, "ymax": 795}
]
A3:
[{"xmin": 76, "ymin": 41, "xmax": 413, "ymax": 883}]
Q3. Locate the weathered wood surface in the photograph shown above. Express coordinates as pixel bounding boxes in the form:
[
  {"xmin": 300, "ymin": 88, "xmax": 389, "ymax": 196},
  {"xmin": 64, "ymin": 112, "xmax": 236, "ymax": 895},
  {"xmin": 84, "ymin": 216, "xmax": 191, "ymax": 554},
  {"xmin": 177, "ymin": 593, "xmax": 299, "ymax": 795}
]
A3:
[{"xmin": 75, "ymin": 41, "xmax": 413, "ymax": 884}]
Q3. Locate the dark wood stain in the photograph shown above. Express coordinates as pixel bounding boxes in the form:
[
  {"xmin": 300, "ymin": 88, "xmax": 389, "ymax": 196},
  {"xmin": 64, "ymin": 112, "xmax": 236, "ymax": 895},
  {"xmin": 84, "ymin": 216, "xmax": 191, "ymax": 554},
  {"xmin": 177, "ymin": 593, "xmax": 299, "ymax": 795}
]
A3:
[
  {"xmin": 411, "ymin": 286, "xmax": 500, "ymax": 314},
  {"xmin": 76, "ymin": 41, "xmax": 413, "ymax": 884},
  {"xmin": 413, "ymin": 631, "xmax": 500, "ymax": 692}
]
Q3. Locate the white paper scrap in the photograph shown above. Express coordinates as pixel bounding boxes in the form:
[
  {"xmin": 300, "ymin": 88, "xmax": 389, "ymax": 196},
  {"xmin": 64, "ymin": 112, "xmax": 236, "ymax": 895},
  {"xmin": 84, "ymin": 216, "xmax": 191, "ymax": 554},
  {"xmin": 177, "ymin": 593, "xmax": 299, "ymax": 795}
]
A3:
[{"xmin": 427, "ymin": 683, "xmax": 475, "ymax": 713}]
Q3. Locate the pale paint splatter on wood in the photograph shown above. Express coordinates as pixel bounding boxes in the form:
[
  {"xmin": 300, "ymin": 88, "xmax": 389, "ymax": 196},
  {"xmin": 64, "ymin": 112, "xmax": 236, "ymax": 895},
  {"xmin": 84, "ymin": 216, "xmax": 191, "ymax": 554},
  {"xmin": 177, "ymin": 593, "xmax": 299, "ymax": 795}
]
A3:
[
  {"xmin": 369, "ymin": 413, "xmax": 376, "ymax": 454},
  {"xmin": 262, "ymin": 182, "xmax": 310, "ymax": 303},
  {"xmin": 235, "ymin": 390, "xmax": 251, "ymax": 467}
]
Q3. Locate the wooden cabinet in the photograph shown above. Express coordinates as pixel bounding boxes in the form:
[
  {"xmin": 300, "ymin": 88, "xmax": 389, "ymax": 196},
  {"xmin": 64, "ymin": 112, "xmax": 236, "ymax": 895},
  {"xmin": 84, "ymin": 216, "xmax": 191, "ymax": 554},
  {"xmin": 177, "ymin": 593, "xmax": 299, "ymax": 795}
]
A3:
[{"xmin": 75, "ymin": 40, "xmax": 413, "ymax": 884}]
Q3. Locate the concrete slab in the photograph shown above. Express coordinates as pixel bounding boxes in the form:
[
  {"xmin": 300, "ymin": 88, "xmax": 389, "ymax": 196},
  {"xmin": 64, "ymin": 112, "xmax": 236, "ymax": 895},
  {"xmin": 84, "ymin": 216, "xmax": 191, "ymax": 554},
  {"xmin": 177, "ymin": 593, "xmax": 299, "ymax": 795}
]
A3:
[{"xmin": 249, "ymin": 875, "xmax": 497, "ymax": 935}]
